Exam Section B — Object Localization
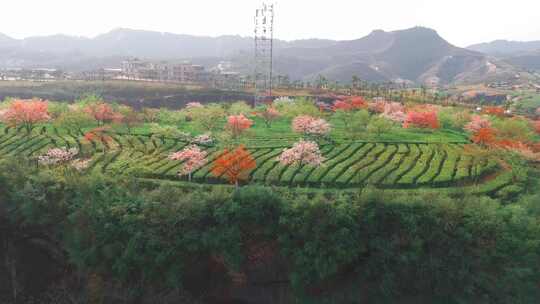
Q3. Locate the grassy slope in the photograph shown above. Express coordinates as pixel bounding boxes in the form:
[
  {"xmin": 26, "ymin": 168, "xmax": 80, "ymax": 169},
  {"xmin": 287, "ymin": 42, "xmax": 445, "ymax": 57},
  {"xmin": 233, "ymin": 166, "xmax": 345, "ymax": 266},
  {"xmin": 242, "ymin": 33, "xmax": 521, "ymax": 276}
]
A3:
[{"xmin": 101, "ymin": 116, "xmax": 469, "ymax": 145}]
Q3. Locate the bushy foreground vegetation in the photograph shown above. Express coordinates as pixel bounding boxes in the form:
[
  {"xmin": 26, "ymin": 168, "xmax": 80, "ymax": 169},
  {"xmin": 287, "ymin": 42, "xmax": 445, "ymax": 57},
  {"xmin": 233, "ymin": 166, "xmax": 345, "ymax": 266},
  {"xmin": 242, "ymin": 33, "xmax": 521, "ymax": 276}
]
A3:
[
  {"xmin": 1, "ymin": 94, "xmax": 539, "ymax": 303},
  {"xmin": 1, "ymin": 159, "xmax": 540, "ymax": 303}
]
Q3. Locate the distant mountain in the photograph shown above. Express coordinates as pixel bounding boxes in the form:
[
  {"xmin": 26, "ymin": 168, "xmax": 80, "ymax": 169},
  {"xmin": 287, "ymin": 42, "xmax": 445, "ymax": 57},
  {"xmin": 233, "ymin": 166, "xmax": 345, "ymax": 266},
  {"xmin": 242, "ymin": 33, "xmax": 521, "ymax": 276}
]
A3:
[
  {"xmin": 467, "ymin": 40, "xmax": 540, "ymax": 72},
  {"xmin": 467, "ymin": 40, "xmax": 540, "ymax": 56},
  {"xmin": 0, "ymin": 28, "xmax": 337, "ymax": 60},
  {"xmin": 0, "ymin": 33, "xmax": 16, "ymax": 46},
  {"xmin": 266, "ymin": 27, "xmax": 524, "ymax": 85},
  {"xmin": 0, "ymin": 27, "xmax": 529, "ymax": 85},
  {"xmin": 504, "ymin": 50, "xmax": 540, "ymax": 71}
]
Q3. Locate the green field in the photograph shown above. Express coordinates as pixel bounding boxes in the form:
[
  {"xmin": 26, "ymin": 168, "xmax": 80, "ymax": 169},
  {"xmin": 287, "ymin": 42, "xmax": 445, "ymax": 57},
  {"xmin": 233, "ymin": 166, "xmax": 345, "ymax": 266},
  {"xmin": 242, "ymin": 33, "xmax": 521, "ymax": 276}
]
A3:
[{"xmin": 0, "ymin": 124, "xmax": 513, "ymax": 196}]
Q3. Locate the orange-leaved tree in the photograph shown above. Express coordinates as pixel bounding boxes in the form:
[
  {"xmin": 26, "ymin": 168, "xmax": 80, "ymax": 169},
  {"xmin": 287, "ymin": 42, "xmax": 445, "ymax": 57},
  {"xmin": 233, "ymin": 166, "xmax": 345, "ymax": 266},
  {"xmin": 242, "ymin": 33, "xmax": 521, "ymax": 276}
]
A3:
[
  {"xmin": 0, "ymin": 99, "xmax": 50, "ymax": 133},
  {"xmin": 332, "ymin": 100, "xmax": 353, "ymax": 112},
  {"xmin": 348, "ymin": 96, "xmax": 367, "ymax": 109},
  {"xmin": 471, "ymin": 127, "xmax": 497, "ymax": 147},
  {"xmin": 226, "ymin": 114, "xmax": 253, "ymax": 138},
  {"xmin": 534, "ymin": 120, "xmax": 540, "ymax": 135},
  {"xmin": 84, "ymin": 127, "xmax": 114, "ymax": 153},
  {"xmin": 211, "ymin": 145, "xmax": 256, "ymax": 187},
  {"xmin": 403, "ymin": 111, "xmax": 439, "ymax": 129},
  {"xmin": 482, "ymin": 106, "xmax": 505, "ymax": 117},
  {"xmin": 84, "ymin": 102, "xmax": 123, "ymax": 126}
]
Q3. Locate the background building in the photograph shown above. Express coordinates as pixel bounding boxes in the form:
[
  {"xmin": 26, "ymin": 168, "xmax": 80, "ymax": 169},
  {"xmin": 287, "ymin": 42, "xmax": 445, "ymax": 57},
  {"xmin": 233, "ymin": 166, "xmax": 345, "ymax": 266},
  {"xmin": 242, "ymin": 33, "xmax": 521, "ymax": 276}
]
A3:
[{"xmin": 121, "ymin": 59, "xmax": 209, "ymax": 83}]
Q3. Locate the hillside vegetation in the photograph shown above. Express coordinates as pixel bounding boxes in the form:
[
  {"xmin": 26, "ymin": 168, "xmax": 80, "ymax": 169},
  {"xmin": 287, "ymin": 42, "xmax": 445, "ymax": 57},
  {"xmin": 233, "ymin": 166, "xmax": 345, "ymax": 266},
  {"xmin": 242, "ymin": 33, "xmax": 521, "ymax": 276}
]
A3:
[{"xmin": 0, "ymin": 94, "xmax": 539, "ymax": 303}]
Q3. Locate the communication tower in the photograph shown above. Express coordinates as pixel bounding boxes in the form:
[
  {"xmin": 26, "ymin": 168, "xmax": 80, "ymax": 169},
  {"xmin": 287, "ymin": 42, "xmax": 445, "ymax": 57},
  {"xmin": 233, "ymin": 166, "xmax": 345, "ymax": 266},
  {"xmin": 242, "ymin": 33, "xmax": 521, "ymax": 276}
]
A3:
[{"xmin": 254, "ymin": 3, "xmax": 274, "ymax": 106}]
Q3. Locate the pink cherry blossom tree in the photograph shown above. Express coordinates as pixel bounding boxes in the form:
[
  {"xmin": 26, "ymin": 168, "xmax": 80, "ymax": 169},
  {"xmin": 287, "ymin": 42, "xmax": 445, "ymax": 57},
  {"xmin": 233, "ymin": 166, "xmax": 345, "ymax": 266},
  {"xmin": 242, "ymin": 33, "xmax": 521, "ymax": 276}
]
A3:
[
  {"xmin": 381, "ymin": 102, "xmax": 406, "ymax": 123},
  {"xmin": 292, "ymin": 115, "xmax": 331, "ymax": 138},
  {"xmin": 38, "ymin": 147, "xmax": 79, "ymax": 166},
  {"xmin": 169, "ymin": 145, "xmax": 208, "ymax": 181},
  {"xmin": 464, "ymin": 115, "xmax": 492, "ymax": 133},
  {"xmin": 227, "ymin": 114, "xmax": 253, "ymax": 138},
  {"xmin": 278, "ymin": 140, "xmax": 325, "ymax": 167},
  {"xmin": 368, "ymin": 100, "xmax": 387, "ymax": 113},
  {"xmin": 1, "ymin": 99, "xmax": 50, "ymax": 133}
]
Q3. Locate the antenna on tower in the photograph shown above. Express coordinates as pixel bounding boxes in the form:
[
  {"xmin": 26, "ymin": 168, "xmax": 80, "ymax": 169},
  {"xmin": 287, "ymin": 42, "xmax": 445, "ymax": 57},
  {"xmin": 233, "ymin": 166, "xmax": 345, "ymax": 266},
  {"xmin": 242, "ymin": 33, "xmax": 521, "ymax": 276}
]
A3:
[{"xmin": 254, "ymin": 2, "xmax": 274, "ymax": 106}]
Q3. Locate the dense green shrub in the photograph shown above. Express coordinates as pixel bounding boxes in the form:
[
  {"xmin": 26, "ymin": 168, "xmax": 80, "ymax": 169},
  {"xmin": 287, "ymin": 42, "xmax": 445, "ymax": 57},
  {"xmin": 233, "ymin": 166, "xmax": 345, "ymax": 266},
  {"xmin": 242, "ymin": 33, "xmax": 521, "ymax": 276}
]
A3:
[{"xmin": 1, "ymin": 160, "xmax": 540, "ymax": 303}]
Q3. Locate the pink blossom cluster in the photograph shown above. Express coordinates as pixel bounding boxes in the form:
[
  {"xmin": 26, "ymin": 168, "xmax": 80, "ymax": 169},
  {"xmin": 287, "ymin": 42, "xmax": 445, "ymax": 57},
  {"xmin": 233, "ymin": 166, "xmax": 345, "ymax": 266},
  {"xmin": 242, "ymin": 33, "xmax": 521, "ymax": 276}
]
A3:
[
  {"xmin": 0, "ymin": 109, "xmax": 7, "ymax": 120},
  {"xmin": 292, "ymin": 115, "xmax": 331, "ymax": 136},
  {"xmin": 381, "ymin": 102, "xmax": 406, "ymax": 123},
  {"xmin": 464, "ymin": 115, "xmax": 492, "ymax": 133},
  {"xmin": 368, "ymin": 100, "xmax": 387, "ymax": 113},
  {"xmin": 2, "ymin": 100, "xmax": 50, "ymax": 125},
  {"xmin": 185, "ymin": 102, "xmax": 203, "ymax": 109},
  {"xmin": 227, "ymin": 114, "xmax": 253, "ymax": 137},
  {"xmin": 169, "ymin": 145, "xmax": 208, "ymax": 176},
  {"xmin": 38, "ymin": 147, "xmax": 79, "ymax": 166},
  {"xmin": 278, "ymin": 140, "xmax": 325, "ymax": 166},
  {"xmin": 192, "ymin": 133, "xmax": 213, "ymax": 145},
  {"xmin": 536, "ymin": 107, "xmax": 540, "ymax": 117}
]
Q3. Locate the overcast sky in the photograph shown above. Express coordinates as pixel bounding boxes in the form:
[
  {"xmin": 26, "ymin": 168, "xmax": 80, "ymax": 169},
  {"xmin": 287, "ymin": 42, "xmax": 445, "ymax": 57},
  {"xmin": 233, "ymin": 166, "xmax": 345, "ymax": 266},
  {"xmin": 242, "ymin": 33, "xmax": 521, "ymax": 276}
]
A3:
[{"xmin": 1, "ymin": 0, "xmax": 539, "ymax": 47}]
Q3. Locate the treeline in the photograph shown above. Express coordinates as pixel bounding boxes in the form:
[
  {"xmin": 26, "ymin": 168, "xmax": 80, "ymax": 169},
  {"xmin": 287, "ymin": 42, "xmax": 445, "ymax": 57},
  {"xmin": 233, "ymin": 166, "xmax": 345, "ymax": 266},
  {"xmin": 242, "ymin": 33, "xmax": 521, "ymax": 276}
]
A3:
[
  {"xmin": 1, "ymin": 159, "xmax": 540, "ymax": 303},
  {"xmin": 0, "ymin": 81, "xmax": 251, "ymax": 110}
]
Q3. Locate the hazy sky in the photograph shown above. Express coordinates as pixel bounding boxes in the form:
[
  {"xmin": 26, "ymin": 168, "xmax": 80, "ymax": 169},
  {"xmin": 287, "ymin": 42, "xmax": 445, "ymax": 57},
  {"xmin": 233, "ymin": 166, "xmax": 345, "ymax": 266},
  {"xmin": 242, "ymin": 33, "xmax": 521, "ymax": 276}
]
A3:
[{"xmin": 1, "ymin": 0, "xmax": 539, "ymax": 47}]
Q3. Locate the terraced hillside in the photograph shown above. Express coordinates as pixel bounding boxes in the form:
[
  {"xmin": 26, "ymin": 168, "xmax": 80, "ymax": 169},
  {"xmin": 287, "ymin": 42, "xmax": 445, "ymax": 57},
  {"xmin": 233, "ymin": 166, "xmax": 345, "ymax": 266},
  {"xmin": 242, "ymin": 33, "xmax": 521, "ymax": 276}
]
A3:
[{"xmin": 0, "ymin": 126, "xmax": 513, "ymax": 194}]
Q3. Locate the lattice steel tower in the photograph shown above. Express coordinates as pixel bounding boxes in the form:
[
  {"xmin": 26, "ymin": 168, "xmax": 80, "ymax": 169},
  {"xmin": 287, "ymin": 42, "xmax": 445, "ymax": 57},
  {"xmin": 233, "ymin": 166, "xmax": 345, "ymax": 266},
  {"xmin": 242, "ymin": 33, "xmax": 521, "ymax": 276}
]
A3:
[{"xmin": 254, "ymin": 3, "xmax": 274, "ymax": 106}]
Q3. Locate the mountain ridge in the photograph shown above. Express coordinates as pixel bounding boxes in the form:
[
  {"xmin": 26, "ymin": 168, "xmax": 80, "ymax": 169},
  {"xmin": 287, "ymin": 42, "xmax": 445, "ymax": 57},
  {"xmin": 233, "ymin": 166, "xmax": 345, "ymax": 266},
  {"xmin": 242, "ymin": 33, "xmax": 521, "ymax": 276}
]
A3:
[
  {"xmin": 0, "ymin": 27, "xmax": 530, "ymax": 85},
  {"xmin": 467, "ymin": 39, "xmax": 540, "ymax": 55}
]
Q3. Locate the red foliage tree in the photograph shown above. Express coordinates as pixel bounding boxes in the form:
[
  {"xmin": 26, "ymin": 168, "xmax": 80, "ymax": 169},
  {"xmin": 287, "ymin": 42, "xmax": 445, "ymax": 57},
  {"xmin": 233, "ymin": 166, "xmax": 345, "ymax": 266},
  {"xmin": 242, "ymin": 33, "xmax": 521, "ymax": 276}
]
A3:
[
  {"xmin": 211, "ymin": 145, "xmax": 256, "ymax": 187},
  {"xmin": 471, "ymin": 127, "xmax": 497, "ymax": 146},
  {"xmin": 85, "ymin": 103, "xmax": 123, "ymax": 125},
  {"xmin": 496, "ymin": 139, "xmax": 539, "ymax": 161},
  {"xmin": 0, "ymin": 99, "xmax": 50, "ymax": 133},
  {"xmin": 84, "ymin": 127, "xmax": 114, "ymax": 152},
  {"xmin": 403, "ymin": 111, "xmax": 439, "ymax": 129},
  {"xmin": 348, "ymin": 96, "xmax": 368, "ymax": 109},
  {"xmin": 534, "ymin": 120, "xmax": 540, "ymax": 135},
  {"xmin": 496, "ymin": 139, "xmax": 524, "ymax": 149},
  {"xmin": 482, "ymin": 106, "xmax": 505, "ymax": 117},
  {"xmin": 332, "ymin": 100, "xmax": 353, "ymax": 111},
  {"xmin": 333, "ymin": 97, "xmax": 367, "ymax": 112}
]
